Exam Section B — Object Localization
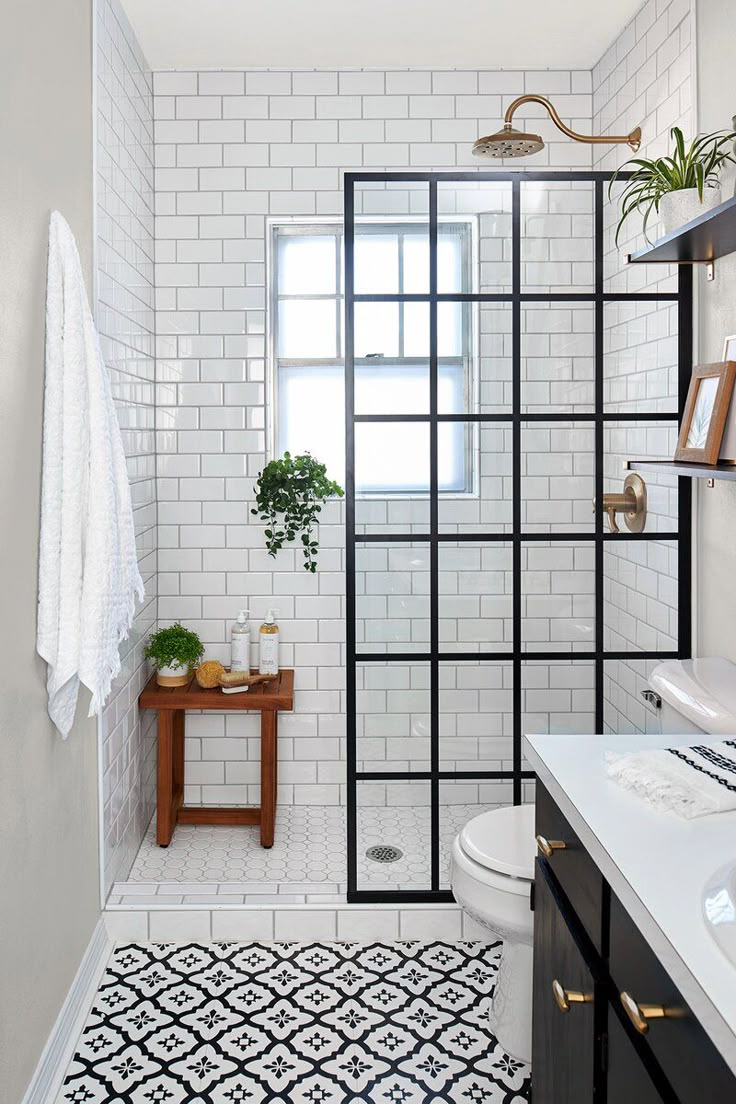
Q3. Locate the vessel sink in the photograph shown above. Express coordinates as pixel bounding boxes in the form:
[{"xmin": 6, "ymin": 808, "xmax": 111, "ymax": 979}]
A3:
[{"xmin": 703, "ymin": 863, "xmax": 736, "ymax": 965}]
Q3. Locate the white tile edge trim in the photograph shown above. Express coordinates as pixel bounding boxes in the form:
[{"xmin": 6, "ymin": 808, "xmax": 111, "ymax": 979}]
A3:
[
  {"xmin": 20, "ymin": 918, "xmax": 112, "ymax": 1104},
  {"xmin": 104, "ymin": 902, "xmax": 462, "ymax": 912}
]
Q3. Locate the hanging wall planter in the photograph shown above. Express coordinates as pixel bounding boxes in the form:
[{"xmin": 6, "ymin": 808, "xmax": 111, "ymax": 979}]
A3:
[{"xmin": 252, "ymin": 452, "xmax": 344, "ymax": 573}]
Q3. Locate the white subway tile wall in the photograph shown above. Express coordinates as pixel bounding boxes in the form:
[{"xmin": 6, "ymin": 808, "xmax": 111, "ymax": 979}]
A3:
[
  {"xmin": 152, "ymin": 69, "xmax": 596, "ymax": 812},
  {"xmin": 592, "ymin": 0, "xmax": 694, "ymax": 734},
  {"xmin": 96, "ymin": 0, "xmax": 157, "ymax": 895}
]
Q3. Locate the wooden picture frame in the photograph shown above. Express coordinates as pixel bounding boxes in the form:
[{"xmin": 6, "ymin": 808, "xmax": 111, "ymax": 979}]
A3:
[
  {"xmin": 675, "ymin": 361, "xmax": 736, "ymax": 464},
  {"xmin": 720, "ymin": 337, "xmax": 736, "ymax": 462}
]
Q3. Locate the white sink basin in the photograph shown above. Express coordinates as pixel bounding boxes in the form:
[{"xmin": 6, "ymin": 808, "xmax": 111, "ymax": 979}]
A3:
[{"xmin": 703, "ymin": 863, "xmax": 736, "ymax": 965}]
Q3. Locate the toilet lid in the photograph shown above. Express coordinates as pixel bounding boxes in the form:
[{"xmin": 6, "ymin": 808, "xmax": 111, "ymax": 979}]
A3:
[{"xmin": 459, "ymin": 804, "xmax": 536, "ymax": 880}]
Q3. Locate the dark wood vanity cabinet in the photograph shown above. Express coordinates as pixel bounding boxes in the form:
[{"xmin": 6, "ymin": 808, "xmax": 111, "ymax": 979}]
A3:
[{"xmin": 532, "ymin": 783, "xmax": 735, "ymax": 1104}]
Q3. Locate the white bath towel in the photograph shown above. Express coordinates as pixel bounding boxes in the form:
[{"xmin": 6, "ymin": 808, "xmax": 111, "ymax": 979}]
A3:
[
  {"xmin": 607, "ymin": 740, "xmax": 736, "ymax": 818},
  {"xmin": 37, "ymin": 211, "xmax": 144, "ymax": 737}
]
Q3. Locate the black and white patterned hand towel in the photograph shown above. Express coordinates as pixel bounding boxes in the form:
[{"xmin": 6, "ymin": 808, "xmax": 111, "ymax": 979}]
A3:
[{"xmin": 607, "ymin": 740, "xmax": 736, "ymax": 818}]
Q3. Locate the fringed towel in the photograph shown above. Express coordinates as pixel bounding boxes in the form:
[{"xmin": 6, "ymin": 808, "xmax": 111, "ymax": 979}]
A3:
[
  {"xmin": 607, "ymin": 741, "xmax": 736, "ymax": 818},
  {"xmin": 37, "ymin": 211, "xmax": 144, "ymax": 738}
]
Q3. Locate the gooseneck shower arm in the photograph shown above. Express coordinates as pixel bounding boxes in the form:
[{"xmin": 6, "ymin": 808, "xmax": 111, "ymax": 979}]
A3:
[{"xmin": 504, "ymin": 93, "xmax": 642, "ymax": 151}]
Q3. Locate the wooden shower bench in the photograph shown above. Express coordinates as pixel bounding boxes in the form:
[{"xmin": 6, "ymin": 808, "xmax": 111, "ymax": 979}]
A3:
[{"xmin": 139, "ymin": 669, "xmax": 294, "ymax": 849}]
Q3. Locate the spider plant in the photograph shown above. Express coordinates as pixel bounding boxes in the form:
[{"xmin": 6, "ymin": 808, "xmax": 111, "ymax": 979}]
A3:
[{"xmin": 610, "ymin": 126, "xmax": 736, "ymax": 245}]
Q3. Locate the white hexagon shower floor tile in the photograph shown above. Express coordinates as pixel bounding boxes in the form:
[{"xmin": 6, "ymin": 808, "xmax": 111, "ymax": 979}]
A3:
[
  {"xmin": 116, "ymin": 805, "xmax": 488, "ymax": 902},
  {"xmin": 57, "ymin": 940, "xmax": 531, "ymax": 1103}
]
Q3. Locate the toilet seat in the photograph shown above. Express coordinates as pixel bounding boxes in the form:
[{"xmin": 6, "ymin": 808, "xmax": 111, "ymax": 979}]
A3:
[{"xmin": 458, "ymin": 803, "xmax": 536, "ymax": 881}]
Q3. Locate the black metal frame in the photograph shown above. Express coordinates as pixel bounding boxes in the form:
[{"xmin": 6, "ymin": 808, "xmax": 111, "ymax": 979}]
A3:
[{"xmin": 344, "ymin": 171, "xmax": 693, "ymax": 903}]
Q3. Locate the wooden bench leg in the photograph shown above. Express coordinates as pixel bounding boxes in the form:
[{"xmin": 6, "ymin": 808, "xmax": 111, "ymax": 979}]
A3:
[
  {"xmin": 260, "ymin": 710, "xmax": 278, "ymax": 848},
  {"xmin": 173, "ymin": 710, "xmax": 185, "ymax": 814},
  {"xmin": 157, "ymin": 710, "xmax": 176, "ymax": 847}
]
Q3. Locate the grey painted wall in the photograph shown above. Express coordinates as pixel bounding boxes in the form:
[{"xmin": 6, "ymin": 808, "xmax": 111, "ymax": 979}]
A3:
[
  {"xmin": 0, "ymin": 1, "xmax": 101, "ymax": 1101},
  {"xmin": 695, "ymin": 0, "xmax": 736, "ymax": 660}
]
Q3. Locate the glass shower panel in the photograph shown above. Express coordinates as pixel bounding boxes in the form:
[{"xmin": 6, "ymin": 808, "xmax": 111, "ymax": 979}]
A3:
[
  {"xmin": 521, "ymin": 179, "xmax": 594, "ymax": 293},
  {"xmin": 438, "ymin": 422, "xmax": 512, "ymax": 533},
  {"xmin": 356, "ymin": 780, "xmax": 432, "ymax": 891},
  {"xmin": 355, "ymin": 541, "xmax": 430, "ymax": 654},
  {"xmin": 521, "ymin": 541, "xmax": 596, "ymax": 652},
  {"xmin": 352, "ymin": 181, "xmax": 429, "ymax": 294},
  {"xmin": 603, "ymin": 539, "xmax": 678, "ymax": 653},
  {"xmin": 439, "ymin": 779, "xmax": 514, "ymax": 889},
  {"xmin": 437, "ymin": 180, "xmax": 512, "ymax": 293},
  {"xmin": 439, "ymin": 662, "xmax": 513, "ymax": 772},
  {"xmin": 439, "ymin": 542, "xmax": 513, "ymax": 653},
  {"xmin": 521, "ymin": 422, "xmax": 595, "ymax": 532},
  {"xmin": 603, "ymin": 299, "xmax": 680, "ymax": 413},
  {"xmin": 356, "ymin": 661, "xmax": 430, "ymax": 773},
  {"xmin": 604, "ymin": 421, "xmax": 679, "ymax": 532},
  {"xmin": 521, "ymin": 302, "xmax": 595, "ymax": 414}
]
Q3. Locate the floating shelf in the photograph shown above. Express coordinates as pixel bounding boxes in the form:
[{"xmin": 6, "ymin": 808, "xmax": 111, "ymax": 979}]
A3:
[
  {"xmin": 626, "ymin": 458, "xmax": 736, "ymax": 482},
  {"xmin": 627, "ymin": 194, "xmax": 736, "ymax": 270}
]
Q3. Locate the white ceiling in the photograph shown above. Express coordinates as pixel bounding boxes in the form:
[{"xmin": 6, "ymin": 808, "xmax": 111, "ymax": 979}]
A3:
[{"xmin": 122, "ymin": 0, "xmax": 643, "ymax": 72}]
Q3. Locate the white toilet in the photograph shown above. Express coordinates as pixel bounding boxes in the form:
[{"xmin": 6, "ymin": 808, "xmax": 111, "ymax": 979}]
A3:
[
  {"xmin": 649, "ymin": 657, "xmax": 736, "ymax": 734},
  {"xmin": 450, "ymin": 803, "xmax": 536, "ymax": 1063}
]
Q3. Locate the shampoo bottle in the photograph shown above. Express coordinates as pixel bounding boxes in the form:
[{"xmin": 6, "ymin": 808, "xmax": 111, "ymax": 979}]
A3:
[
  {"xmin": 259, "ymin": 609, "xmax": 280, "ymax": 675},
  {"xmin": 231, "ymin": 609, "xmax": 251, "ymax": 672}
]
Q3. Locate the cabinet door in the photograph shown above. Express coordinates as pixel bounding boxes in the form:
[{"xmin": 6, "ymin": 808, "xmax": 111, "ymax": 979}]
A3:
[
  {"xmin": 532, "ymin": 861, "xmax": 596, "ymax": 1104},
  {"xmin": 608, "ymin": 1006, "xmax": 671, "ymax": 1104}
]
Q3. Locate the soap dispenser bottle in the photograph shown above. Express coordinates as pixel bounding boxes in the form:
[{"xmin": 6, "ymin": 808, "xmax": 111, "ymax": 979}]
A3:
[
  {"xmin": 259, "ymin": 609, "xmax": 280, "ymax": 675},
  {"xmin": 231, "ymin": 609, "xmax": 251, "ymax": 672}
]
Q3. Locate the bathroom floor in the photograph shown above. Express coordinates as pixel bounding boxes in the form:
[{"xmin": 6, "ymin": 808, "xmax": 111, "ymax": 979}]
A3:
[
  {"xmin": 57, "ymin": 939, "xmax": 531, "ymax": 1103},
  {"xmin": 111, "ymin": 805, "xmax": 489, "ymax": 906}
]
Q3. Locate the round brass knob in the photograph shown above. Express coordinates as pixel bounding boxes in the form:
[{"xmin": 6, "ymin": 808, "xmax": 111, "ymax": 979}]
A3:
[
  {"xmin": 536, "ymin": 834, "xmax": 567, "ymax": 859},
  {"xmin": 552, "ymin": 979, "xmax": 593, "ymax": 1013}
]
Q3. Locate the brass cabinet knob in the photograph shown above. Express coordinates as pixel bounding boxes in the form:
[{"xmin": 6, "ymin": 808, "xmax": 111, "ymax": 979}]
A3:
[
  {"xmin": 620, "ymin": 991, "xmax": 669, "ymax": 1034},
  {"xmin": 552, "ymin": 978, "xmax": 593, "ymax": 1013},
  {"xmin": 536, "ymin": 834, "xmax": 567, "ymax": 859}
]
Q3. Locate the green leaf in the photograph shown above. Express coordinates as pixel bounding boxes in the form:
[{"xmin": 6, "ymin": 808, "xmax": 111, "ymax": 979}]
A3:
[{"xmin": 252, "ymin": 452, "xmax": 345, "ymax": 572}]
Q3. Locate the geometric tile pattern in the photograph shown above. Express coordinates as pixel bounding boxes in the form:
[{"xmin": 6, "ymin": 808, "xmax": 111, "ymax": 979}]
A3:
[
  {"xmin": 115, "ymin": 805, "xmax": 491, "ymax": 905},
  {"xmin": 58, "ymin": 941, "xmax": 531, "ymax": 1103}
]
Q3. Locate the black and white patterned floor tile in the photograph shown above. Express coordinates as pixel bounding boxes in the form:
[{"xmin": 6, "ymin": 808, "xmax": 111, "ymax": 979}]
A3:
[{"xmin": 59, "ymin": 941, "xmax": 531, "ymax": 1104}]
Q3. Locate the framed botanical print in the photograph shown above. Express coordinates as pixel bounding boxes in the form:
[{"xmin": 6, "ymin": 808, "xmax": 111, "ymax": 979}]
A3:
[{"xmin": 674, "ymin": 362, "xmax": 736, "ymax": 464}]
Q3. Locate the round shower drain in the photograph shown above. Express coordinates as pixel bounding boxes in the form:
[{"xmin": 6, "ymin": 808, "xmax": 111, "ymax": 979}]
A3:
[{"xmin": 365, "ymin": 844, "xmax": 403, "ymax": 864}]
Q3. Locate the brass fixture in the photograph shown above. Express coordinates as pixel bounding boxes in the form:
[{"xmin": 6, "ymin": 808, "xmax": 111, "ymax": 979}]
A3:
[
  {"xmin": 595, "ymin": 473, "xmax": 647, "ymax": 534},
  {"xmin": 535, "ymin": 834, "xmax": 567, "ymax": 859},
  {"xmin": 473, "ymin": 94, "xmax": 642, "ymax": 159},
  {"xmin": 553, "ymin": 979, "xmax": 593, "ymax": 1013},
  {"xmin": 620, "ymin": 991, "xmax": 677, "ymax": 1035}
]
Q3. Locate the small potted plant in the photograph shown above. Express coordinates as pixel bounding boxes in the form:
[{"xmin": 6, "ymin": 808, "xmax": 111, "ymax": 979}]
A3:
[
  {"xmin": 611, "ymin": 126, "xmax": 736, "ymax": 245},
  {"xmin": 252, "ymin": 452, "xmax": 344, "ymax": 573},
  {"xmin": 144, "ymin": 622, "xmax": 204, "ymax": 687}
]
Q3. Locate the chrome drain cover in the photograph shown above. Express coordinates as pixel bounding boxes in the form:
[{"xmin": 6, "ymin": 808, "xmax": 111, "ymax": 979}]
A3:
[{"xmin": 366, "ymin": 844, "xmax": 403, "ymax": 864}]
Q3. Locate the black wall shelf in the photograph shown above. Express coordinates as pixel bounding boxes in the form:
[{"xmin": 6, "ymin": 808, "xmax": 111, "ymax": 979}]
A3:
[
  {"xmin": 626, "ymin": 458, "xmax": 736, "ymax": 482},
  {"xmin": 627, "ymin": 194, "xmax": 736, "ymax": 268}
]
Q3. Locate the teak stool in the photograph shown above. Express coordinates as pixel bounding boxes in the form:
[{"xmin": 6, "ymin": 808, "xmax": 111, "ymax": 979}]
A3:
[{"xmin": 139, "ymin": 669, "xmax": 294, "ymax": 848}]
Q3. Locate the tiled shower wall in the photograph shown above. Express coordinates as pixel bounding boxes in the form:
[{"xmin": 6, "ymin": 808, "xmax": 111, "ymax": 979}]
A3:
[
  {"xmin": 592, "ymin": 0, "xmax": 694, "ymax": 734},
  {"xmin": 152, "ymin": 68, "xmax": 596, "ymax": 810},
  {"xmin": 96, "ymin": 0, "xmax": 157, "ymax": 893}
]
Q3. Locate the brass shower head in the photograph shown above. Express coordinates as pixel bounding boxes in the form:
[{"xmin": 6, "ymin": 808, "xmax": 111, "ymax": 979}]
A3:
[{"xmin": 473, "ymin": 94, "xmax": 642, "ymax": 159}]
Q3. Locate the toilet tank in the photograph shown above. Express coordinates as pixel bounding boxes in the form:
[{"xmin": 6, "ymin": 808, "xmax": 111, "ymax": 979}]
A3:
[{"xmin": 649, "ymin": 658, "xmax": 736, "ymax": 736}]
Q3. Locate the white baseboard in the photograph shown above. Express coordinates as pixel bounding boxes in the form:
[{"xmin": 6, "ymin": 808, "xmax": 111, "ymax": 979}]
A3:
[{"xmin": 20, "ymin": 918, "xmax": 111, "ymax": 1104}]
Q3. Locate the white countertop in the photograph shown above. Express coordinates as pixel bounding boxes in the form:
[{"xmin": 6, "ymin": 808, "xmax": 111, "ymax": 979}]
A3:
[{"xmin": 524, "ymin": 731, "xmax": 736, "ymax": 1074}]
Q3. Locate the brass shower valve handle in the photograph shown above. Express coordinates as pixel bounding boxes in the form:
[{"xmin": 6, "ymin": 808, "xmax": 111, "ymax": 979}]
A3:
[{"xmin": 593, "ymin": 473, "xmax": 647, "ymax": 534}]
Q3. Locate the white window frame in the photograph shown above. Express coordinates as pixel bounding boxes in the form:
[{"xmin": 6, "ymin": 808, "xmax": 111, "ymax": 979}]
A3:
[{"xmin": 266, "ymin": 216, "xmax": 478, "ymax": 498}]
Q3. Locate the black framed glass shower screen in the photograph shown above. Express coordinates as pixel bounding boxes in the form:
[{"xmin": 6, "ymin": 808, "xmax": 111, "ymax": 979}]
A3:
[{"xmin": 344, "ymin": 171, "xmax": 692, "ymax": 903}]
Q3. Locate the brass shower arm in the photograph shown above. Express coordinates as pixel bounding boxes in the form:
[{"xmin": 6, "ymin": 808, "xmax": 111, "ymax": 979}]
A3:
[{"xmin": 503, "ymin": 94, "xmax": 642, "ymax": 152}]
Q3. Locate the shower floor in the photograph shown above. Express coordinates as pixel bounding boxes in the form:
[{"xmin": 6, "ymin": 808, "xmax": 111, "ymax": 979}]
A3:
[{"xmin": 109, "ymin": 804, "xmax": 488, "ymax": 907}]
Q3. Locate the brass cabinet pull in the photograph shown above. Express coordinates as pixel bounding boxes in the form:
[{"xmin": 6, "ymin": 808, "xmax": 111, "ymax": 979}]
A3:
[
  {"xmin": 620, "ymin": 991, "xmax": 669, "ymax": 1034},
  {"xmin": 552, "ymin": 978, "xmax": 593, "ymax": 1013},
  {"xmin": 536, "ymin": 834, "xmax": 567, "ymax": 859}
]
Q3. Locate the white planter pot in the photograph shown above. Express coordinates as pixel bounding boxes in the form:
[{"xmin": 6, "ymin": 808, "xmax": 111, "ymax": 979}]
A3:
[
  {"xmin": 659, "ymin": 186, "xmax": 721, "ymax": 235},
  {"xmin": 156, "ymin": 662, "xmax": 191, "ymax": 687}
]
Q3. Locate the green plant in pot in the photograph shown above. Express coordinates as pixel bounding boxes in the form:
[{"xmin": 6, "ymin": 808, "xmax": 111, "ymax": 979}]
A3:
[
  {"xmin": 611, "ymin": 126, "xmax": 736, "ymax": 245},
  {"xmin": 252, "ymin": 452, "xmax": 344, "ymax": 573},
  {"xmin": 145, "ymin": 622, "xmax": 204, "ymax": 686}
]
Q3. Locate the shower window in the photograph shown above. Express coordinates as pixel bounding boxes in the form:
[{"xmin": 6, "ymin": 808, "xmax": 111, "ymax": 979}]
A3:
[{"xmin": 271, "ymin": 221, "xmax": 474, "ymax": 493}]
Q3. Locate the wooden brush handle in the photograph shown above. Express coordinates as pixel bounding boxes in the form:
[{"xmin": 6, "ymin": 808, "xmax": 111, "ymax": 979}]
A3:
[{"xmin": 218, "ymin": 670, "xmax": 278, "ymax": 689}]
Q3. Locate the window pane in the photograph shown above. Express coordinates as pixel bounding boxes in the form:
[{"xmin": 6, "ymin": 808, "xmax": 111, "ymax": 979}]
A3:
[
  {"xmin": 277, "ymin": 365, "xmax": 345, "ymax": 484},
  {"xmin": 404, "ymin": 302, "xmax": 464, "ymax": 358},
  {"xmin": 354, "ymin": 302, "xmax": 399, "ymax": 357},
  {"xmin": 403, "ymin": 301, "xmax": 428, "ymax": 357},
  {"xmin": 438, "ymin": 233, "xmax": 464, "ymax": 293},
  {"xmin": 403, "ymin": 235, "xmax": 429, "ymax": 294},
  {"xmin": 278, "ymin": 299, "xmax": 337, "ymax": 358},
  {"xmin": 356, "ymin": 362, "xmax": 429, "ymax": 415},
  {"xmin": 278, "ymin": 234, "xmax": 336, "ymax": 295},
  {"xmin": 356, "ymin": 422, "xmax": 429, "ymax": 493},
  {"xmin": 354, "ymin": 234, "xmax": 399, "ymax": 294}
]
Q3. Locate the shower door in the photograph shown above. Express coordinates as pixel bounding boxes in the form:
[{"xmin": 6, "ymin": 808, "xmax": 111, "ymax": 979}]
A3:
[{"xmin": 344, "ymin": 171, "xmax": 692, "ymax": 903}]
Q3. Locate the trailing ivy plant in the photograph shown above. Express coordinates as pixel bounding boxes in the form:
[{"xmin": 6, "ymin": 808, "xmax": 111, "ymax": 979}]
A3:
[
  {"xmin": 252, "ymin": 452, "xmax": 344, "ymax": 573},
  {"xmin": 610, "ymin": 126, "xmax": 736, "ymax": 245},
  {"xmin": 144, "ymin": 623, "xmax": 204, "ymax": 670}
]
